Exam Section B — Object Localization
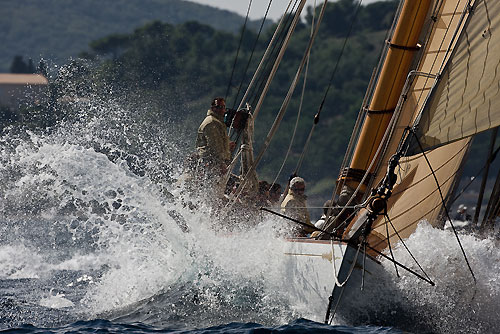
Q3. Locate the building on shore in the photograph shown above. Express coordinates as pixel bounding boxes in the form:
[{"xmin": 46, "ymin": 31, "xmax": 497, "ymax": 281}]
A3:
[{"xmin": 0, "ymin": 73, "xmax": 48, "ymax": 110}]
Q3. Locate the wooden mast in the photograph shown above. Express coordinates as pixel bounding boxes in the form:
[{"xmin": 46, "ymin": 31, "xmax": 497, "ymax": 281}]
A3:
[{"xmin": 339, "ymin": 0, "xmax": 432, "ymax": 196}]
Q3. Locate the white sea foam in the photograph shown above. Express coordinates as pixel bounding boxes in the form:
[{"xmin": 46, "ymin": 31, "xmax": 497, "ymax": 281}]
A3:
[
  {"xmin": 379, "ymin": 222, "xmax": 500, "ymax": 333},
  {"xmin": 0, "ymin": 244, "xmax": 46, "ymax": 279},
  {"xmin": 39, "ymin": 290, "xmax": 75, "ymax": 309}
]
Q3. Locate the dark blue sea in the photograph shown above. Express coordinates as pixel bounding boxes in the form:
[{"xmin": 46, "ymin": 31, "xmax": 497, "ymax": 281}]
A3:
[
  {"xmin": 1, "ymin": 66, "xmax": 498, "ymax": 334},
  {"xmin": 0, "ymin": 319, "xmax": 403, "ymax": 334}
]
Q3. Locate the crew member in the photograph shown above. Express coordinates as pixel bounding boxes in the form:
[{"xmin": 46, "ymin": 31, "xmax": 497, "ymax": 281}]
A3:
[
  {"xmin": 256, "ymin": 180, "xmax": 271, "ymax": 207},
  {"xmin": 196, "ymin": 97, "xmax": 235, "ymax": 176},
  {"xmin": 281, "ymin": 176, "xmax": 315, "ymax": 236},
  {"xmin": 311, "ymin": 199, "xmax": 343, "ymax": 238},
  {"xmin": 454, "ymin": 204, "xmax": 471, "ymax": 221}
]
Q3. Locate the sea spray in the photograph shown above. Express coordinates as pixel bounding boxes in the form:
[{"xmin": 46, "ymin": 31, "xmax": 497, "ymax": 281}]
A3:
[
  {"xmin": 0, "ymin": 67, "xmax": 298, "ymax": 328},
  {"xmin": 0, "ymin": 63, "xmax": 193, "ymax": 327},
  {"xmin": 378, "ymin": 222, "xmax": 500, "ymax": 333}
]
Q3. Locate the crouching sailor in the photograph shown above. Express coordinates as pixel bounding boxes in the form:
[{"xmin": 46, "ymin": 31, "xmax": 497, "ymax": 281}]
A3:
[{"xmin": 281, "ymin": 176, "xmax": 315, "ymax": 237}]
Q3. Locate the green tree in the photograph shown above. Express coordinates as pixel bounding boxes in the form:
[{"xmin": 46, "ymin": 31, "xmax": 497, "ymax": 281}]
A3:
[
  {"xmin": 308, "ymin": 0, "xmax": 359, "ymax": 37},
  {"xmin": 358, "ymin": 0, "xmax": 398, "ymax": 32}
]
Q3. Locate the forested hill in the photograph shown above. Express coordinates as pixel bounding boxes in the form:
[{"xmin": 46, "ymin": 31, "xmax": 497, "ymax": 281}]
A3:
[{"xmin": 1, "ymin": 0, "xmax": 265, "ymax": 72}]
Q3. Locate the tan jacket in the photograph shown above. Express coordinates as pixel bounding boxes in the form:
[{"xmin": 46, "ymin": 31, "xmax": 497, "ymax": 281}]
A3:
[
  {"xmin": 281, "ymin": 189, "xmax": 315, "ymax": 236},
  {"xmin": 196, "ymin": 109, "xmax": 231, "ymax": 166}
]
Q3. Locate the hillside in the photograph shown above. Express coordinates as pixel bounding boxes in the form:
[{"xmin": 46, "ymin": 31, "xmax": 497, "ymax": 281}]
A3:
[{"xmin": 0, "ymin": 0, "xmax": 268, "ymax": 72}]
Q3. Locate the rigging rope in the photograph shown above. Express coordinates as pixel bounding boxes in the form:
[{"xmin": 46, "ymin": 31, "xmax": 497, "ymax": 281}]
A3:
[
  {"xmin": 248, "ymin": 0, "xmax": 300, "ymax": 108},
  {"xmin": 235, "ymin": 0, "xmax": 296, "ymax": 112},
  {"xmin": 225, "ymin": 0, "xmax": 253, "ymax": 100},
  {"xmin": 249, "ymin": 2, "xmax": 300, "ymax": 108},
  {"xmin": 332, "ymin": 242, "xmax": 362, "ymax": 288},
  {"xmin": 270, "ymin": 0, "xmax": 317, "ymax": 189},
  {"xmin": 278, "ymin": 0, "xmax": 365, "ymax": 191},
  {"xmin": 384, "ymin": 215, "xmax": 399, "ymax": 277},
  {"xmin": 311, "ymin": 0, "xmax": 364, "ymax": 138},
  {"xmin": 226, "ymin": 0, "xmax": 309, "ymax": 206},
  {"xmin": 384, "ymin": 213, "xmax": 432, "ymax": 282},
  {"xmin": 364, "ymin": 243, "xmax": 435, "ymax": 285},
  {"xmin": 225, "ymin": 0, "xmax": 296, "ymax": 181},
  {"xmin": 251, "ymin": 0, "xmax": 308, "ymax": 121},
  {"xmin": 231, "ymin": 0, "xmax": 274, "ymax": 110},
  {"xmin": 299, "ymin": 0, "xmax": 367, "ymax": 234},
  {"xmin": 228, "ymin": 0, "xmax": 326, "ymax": 207}
]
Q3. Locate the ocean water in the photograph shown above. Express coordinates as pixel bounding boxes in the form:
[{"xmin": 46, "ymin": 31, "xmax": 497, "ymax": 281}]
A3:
[{"xmin": 0, "ymin": 67, "xmax": 499, "ymax": 334}]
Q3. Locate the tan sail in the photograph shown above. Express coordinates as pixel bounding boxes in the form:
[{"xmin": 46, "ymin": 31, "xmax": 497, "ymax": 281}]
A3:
[
  {"xmin": 369, "ymin": 139, "xmax": 470, "ymax": 251},
  {"xmin": 416, "ymin": 0, "xmax": 500, "ymax": 150}
]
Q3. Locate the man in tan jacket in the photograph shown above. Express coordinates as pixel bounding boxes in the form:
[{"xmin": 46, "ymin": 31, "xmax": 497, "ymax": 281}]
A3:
[
  {"xmin": 196, "ymin": 97, "xmax": 237, "ymax": 190},
  {"xmin": 196, "ymin": 97, "xmax": 233, "ymax": 168},
  {"xmin": 281, "ymin": 176, "xmax": 315, "ymax": 237}
]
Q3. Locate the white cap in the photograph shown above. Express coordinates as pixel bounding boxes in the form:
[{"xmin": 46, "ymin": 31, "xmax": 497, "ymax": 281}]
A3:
[{"xmin": 290, "ymin": 177, "xmax": 305, "ymax": 190}]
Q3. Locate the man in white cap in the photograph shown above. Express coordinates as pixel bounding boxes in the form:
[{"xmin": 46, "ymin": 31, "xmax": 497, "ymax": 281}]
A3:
[{"xmin": 281, "ymin": 176, "xmax": 315, "ymax": 236}]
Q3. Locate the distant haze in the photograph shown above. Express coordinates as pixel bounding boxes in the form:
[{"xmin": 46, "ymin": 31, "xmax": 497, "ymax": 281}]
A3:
[{"xmin": 185, "ymin": 0, "xmax": 381, "ymax": 20}]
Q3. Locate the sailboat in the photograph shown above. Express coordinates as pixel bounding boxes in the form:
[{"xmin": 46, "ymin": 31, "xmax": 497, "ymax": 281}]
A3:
[{"xmin": 225, "ymin": 0, "xmax": 500, "ymax": 327}]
